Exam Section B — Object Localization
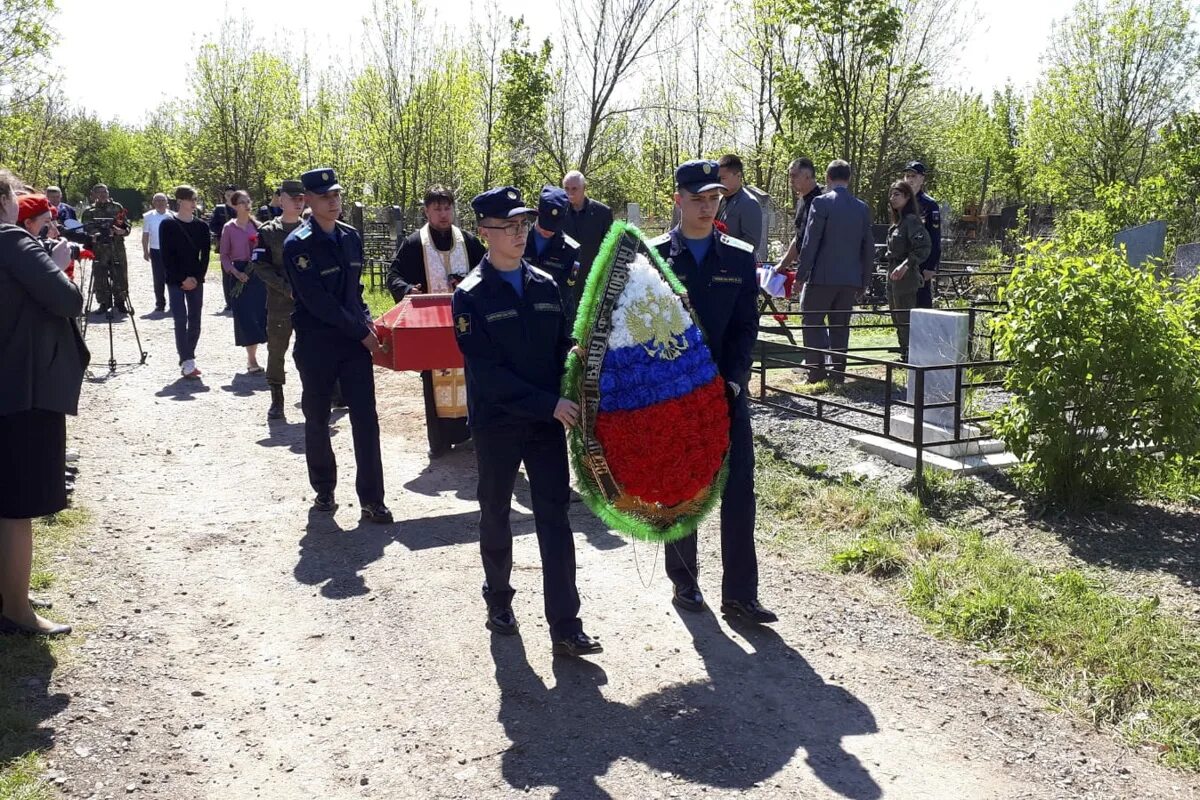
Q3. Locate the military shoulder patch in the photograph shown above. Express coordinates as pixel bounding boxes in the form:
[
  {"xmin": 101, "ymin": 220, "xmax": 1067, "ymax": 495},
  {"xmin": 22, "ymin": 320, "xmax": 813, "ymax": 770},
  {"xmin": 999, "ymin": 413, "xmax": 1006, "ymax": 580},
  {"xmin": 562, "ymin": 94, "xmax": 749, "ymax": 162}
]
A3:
[
  {"xmin": 562, "ymin": 233, "xmax": 581, "ymax": 250},
  {"xmin": 454, "ymin": 313, "xmax": 471, "ymax": 336},
  {"xmin": 296, "ymin": 255, "xmax": 311, "ymax": 271},
  {"xmin": 719, "ymin": 233, "xmax": 754, "ymax": 253},
  {"xmin": 646, "ymin": 232, "xmax": 671, "ymax": 248}
]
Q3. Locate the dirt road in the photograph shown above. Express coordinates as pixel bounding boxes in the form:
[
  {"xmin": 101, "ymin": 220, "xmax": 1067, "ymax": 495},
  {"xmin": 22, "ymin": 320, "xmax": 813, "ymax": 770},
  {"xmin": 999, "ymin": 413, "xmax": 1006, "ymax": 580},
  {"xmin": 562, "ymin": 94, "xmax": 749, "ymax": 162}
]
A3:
[{"xmin": 22, "ymin": 243, "xmax": 1200, "ymax": 799}]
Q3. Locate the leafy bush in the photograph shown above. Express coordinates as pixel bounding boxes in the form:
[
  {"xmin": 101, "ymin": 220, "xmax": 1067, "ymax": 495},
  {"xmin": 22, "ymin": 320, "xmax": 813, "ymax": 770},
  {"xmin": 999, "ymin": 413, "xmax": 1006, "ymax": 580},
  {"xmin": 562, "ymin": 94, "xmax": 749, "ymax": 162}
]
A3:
[{"xmin": 993, "ymin": 240, "xmax": 1200, "ymax": 506}]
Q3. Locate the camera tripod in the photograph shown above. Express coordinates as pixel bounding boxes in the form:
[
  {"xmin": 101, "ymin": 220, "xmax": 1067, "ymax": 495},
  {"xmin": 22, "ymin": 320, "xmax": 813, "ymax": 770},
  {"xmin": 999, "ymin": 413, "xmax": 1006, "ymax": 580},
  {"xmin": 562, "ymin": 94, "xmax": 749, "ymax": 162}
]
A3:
[{"xmin": 79, "ymin": 254, "xmax": 149, "ymax": 377}]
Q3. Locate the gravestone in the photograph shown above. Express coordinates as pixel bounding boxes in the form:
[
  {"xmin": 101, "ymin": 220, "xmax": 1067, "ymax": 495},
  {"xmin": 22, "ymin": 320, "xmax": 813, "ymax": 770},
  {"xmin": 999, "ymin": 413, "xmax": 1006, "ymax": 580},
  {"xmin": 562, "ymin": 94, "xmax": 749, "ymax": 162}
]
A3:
[
  {"xmin": 626, "ymin": 202, "xmax": 642, "ymax": 227},
  {"xmin": 908, "ymin": 309, "xmax": 969, "ymax": 433},
  {"xmin": 1172, "ymin": 243, "xmax": 1200, "ymax": 281},
  {"xmin": 1114, "ymin": 221, "xmax": 1166, "ymax": 269}
]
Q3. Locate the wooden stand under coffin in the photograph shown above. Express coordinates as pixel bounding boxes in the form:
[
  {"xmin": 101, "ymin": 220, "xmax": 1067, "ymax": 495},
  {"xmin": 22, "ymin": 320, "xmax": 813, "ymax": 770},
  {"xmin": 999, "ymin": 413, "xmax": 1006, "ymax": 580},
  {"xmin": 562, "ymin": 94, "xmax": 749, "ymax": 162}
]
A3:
[{"xmin": 372, "ymin": 294, "xmax": 465, "ymax": 372}]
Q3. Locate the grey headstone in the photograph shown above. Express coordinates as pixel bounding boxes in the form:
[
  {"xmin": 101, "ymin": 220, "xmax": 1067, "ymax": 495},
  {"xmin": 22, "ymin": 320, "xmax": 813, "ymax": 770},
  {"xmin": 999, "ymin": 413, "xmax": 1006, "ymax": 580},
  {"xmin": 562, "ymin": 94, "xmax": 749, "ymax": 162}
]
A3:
[
  {"xmin": 1114, "ymin": 221, "xmax": 1167, "ymax": 269},
  {"xmin": 908, "ymin": 309, "xmax": 970, "ymax": 433},
  {"xmin": 1172, "ymin": 243, "xmax": 1200, "ymax": 281},
  {"xmin": 626, "ymin": 202, "xmax": 641, "ymax": 227}
]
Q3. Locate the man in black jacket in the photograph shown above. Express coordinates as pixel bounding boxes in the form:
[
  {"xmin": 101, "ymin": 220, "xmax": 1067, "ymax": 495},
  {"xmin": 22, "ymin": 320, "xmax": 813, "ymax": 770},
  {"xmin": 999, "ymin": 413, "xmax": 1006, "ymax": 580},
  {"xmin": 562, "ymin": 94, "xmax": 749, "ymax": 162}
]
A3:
[
  {"xmin": 452, "ymin": 186, "xmax": 601, "ymax": 659},
  {"xmin": 159, "ymin": 185, "xmax": 211, "ymax": 378},
  {"xmin": 560, "ymin": 170, "xmax": 612, "ymax": 290}
]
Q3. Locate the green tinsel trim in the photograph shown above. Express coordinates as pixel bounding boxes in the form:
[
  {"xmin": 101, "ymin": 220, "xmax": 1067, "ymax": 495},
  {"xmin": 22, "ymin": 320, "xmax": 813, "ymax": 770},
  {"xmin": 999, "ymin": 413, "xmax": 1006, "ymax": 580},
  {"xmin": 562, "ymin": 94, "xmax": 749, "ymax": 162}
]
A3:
[{"xmin": 561, "ymin": 221, "xmax": 729, "ymax": 544}]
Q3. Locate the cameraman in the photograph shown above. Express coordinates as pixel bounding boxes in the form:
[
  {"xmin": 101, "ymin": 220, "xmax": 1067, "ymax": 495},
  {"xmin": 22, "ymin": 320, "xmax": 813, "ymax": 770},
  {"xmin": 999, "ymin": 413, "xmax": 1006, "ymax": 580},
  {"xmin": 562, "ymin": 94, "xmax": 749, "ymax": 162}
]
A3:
[
  {"xmin": 0, "ymin": 169, "xmax": 88, "ymax": 637},
  {"xmin": 80, "ymin": 183, "xmax": 132, "ymax": 315}
]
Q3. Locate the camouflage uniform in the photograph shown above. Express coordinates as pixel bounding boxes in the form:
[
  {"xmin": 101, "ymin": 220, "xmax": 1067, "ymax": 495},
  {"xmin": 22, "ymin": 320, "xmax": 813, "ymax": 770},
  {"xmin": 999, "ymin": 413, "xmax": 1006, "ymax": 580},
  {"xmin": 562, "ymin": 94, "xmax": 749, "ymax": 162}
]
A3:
[
  {"xmin": 81, "ymin": 199, "xmax": 132, "ymax": 309},
  {"xmin": 256, "ymin": 216, "xmax": 300, "ymax": 386}
]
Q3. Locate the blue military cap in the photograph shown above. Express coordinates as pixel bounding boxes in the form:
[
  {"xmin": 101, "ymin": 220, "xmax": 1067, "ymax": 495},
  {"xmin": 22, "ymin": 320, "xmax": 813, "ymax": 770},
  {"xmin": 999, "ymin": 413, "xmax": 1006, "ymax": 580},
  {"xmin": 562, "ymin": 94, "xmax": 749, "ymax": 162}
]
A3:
[
  {"xmin": 471, "ymin": 186, "xmax": 535, "ymax": 221},
  {"xmin": 904, "ymin": 161, "xmax": 927, "ymax": 175},
  {"xmin": 537, "ymin": 186, "xmax": 569, "ymax": 231},
  {"xmin": 674, "ymin": 159, "xmax": 724, "ymax": 194},
  {"xmin": 301, "ymin": 167, "xmax": 342, "ymax": 195}
]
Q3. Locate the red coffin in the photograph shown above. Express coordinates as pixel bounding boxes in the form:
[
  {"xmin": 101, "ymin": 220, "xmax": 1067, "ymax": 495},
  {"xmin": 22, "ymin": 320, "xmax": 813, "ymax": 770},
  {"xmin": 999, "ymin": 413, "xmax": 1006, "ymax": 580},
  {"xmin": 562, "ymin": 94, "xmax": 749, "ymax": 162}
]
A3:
[{"xmin": 373, "ymin": 293, "xmax": 464, "ymax": 371}]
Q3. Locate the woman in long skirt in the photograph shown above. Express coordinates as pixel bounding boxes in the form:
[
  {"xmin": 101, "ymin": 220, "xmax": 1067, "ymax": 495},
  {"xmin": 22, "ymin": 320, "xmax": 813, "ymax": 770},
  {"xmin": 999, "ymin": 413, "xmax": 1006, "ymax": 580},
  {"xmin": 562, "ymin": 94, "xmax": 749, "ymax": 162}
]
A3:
[{"xmin": 220, "ymin": 190, "xmax": 267, "ymax": 372}]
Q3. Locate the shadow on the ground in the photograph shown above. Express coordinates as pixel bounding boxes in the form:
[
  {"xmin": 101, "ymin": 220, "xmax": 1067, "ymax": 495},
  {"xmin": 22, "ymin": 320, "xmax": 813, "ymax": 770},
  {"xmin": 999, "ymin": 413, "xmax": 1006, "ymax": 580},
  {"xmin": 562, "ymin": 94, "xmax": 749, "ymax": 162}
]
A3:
[
  {"xmin": 155, "ymin": 378, "xmax": 211, "ymax": 400},
  {"xmin": 973, "ymin": 472, "xmax": 1200, "ymax": 592},
  {"xmin": 490, "ymin": 612, "xmax": 880, "ymax": 800},
  {"xmin": 220, "ymin": 373, "xmax": 268, "ymax": 397},
  {"xmin": 254, "ymin": 418, "xmax": 339, "ymax": 454},
  {"xmin": 0, "ymin": 635, "xmax": 69, "ymax": 766},
  {"xmin": 294, "ymin": 508, "xmax": 528, "ymax": 598},
  {"xmin": 402, "ymin": 453, "xmax": 625, "ymax": 551}
]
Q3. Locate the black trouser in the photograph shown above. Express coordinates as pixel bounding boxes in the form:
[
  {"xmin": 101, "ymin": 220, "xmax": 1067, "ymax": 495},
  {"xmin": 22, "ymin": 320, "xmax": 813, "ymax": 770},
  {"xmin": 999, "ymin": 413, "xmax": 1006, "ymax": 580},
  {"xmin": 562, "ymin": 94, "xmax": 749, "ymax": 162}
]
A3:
[
  {"xmin": 149, "ymin": 249, "xmax": 168, "ymax": 309},
  {"xmin": 916, "ymin": 278, "xmax": 935, "ymax": 308},
  {"xmin": 665, "ymin": 392, "xmax": 759, "ymax": 603},
  {"xmin": 293, "ymin": 331, "xmax": 384, "ymax": 505},
  {"xmin": 167, "ymin": 282, "xmax": 203, "ymax": 363},
  {"xmin": 473, "ymin": 421, "xmax": 582, "ymax": 640},
  {"xmin": 799, "ymin": 283, "xmax": 859, "ymax": 379}
]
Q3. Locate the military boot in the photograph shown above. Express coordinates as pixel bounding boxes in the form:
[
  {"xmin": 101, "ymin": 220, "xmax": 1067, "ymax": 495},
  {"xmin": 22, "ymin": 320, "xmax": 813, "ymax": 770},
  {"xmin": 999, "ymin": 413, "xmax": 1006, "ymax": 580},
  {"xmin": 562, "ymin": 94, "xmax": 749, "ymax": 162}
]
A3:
[{"xmin": 268, "ymin": 385, "xmax": 285, "ymax": 420}]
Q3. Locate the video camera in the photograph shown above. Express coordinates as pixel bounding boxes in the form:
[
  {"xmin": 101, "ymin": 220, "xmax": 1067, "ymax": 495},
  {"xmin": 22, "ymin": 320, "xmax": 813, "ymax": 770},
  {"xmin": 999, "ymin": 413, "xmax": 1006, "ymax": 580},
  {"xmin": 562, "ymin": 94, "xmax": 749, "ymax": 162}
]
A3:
[{"xmin": 39, "ymin": 219, "xmax": 92, "ymax": 261}]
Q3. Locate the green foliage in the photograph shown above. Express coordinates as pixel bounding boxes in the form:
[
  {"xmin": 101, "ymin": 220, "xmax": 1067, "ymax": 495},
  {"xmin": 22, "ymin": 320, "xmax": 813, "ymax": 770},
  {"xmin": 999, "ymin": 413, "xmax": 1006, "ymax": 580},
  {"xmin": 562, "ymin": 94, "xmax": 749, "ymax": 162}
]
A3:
[
  {"xmin": 993, "ymin": 240, "xmax": 1200, "ymax": 506},
  {"xmin": 1022, "ymin": 0, "xmax": 1200, "ymax": 206},
  {"xmin": 760, "ymin": 450, "xmax": 1200, "ymax": 769},
  {"xmin": 831, "ymin": 536, "xmax": 907, "ymax": 576},
  {"xmin": 908, "ymin": 536, "xmax": 1200, "ymax": 769}
]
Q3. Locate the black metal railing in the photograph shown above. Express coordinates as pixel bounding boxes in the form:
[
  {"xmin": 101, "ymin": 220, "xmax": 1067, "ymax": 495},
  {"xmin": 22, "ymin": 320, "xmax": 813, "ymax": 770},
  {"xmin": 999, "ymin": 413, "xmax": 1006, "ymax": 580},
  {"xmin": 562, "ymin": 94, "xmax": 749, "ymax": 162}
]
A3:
[{"xmin": 750, "ymin": 312, "xmax": 1012, "ymax": 486}]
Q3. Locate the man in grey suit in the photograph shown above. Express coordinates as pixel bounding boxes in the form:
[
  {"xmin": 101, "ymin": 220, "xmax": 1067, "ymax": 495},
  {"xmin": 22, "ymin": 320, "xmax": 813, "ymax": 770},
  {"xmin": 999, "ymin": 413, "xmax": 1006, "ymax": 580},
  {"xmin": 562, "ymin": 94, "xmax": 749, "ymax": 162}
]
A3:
[
  {"xmin": 795, "ymin": 160, "xmax": 875, "ymax": 383},
  {"xmin": 717, "ymin": 154, "xmax": 766, "ymax": 260}
]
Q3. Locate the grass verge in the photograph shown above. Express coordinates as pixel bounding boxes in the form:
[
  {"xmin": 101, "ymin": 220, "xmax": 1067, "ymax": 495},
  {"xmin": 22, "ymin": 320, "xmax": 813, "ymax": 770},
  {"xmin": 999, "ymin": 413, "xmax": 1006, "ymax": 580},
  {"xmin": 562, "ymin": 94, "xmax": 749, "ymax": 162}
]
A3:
[
  {"xmin": 756, "ymin": 445, "xmax": 1200, "ymax": 770},
  {"xmin": 1, "ymin": 508, "xmax": 90, "ymax": 796}
]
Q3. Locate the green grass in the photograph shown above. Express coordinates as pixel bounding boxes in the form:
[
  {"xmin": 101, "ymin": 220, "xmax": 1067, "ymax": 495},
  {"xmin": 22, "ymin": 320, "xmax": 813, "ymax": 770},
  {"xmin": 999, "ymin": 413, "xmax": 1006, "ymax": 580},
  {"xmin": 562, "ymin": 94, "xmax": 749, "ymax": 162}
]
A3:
[
  {"xmin": 364, "ymin": 286, "xmax": 396, "ymax": 319},
  {"xmin": 756, "ymin": 447, "xmax": 1200, "ymax": 770},
  {"xmin": 1, "ymin": 508, "xmax": 90, "ymax": 794},
  {"xmin": 0, "ymin": 754, "xmax": 52, "ymax": 800}
]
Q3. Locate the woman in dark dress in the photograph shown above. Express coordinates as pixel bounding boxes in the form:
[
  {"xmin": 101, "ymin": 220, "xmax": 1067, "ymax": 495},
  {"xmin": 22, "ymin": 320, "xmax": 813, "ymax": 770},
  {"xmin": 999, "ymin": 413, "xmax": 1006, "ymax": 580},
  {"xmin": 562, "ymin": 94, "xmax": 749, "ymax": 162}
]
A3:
[
  {"xmin": 220, "ymin": 190, "xmax": 268, "ymax": 372},
  {"xmin": 0, "ymin": 170, "xmax": 88, "ymax": 637}
]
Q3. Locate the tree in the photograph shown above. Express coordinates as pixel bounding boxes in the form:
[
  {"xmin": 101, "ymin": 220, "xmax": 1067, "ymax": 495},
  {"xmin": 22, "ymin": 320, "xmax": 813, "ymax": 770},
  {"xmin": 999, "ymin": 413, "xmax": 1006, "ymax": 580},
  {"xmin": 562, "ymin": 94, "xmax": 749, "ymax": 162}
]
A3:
[
  {"xmin": 558, "ymin": 0, "xmax": 683, "ymax": 175},
  {"xmin": 1024, "ymin": 0, "xmax": 1200, "ymax": 205},
  {"xmin": 189, "ymin": 19, "xmax": 296, "ymax": 197},
  {"xmin": 0, "ymin": 0, "xmax": 56, "ymax": 110},
  {"xmin": 496, "ymin": 18, "xmax": 554, "ymax": 195}
]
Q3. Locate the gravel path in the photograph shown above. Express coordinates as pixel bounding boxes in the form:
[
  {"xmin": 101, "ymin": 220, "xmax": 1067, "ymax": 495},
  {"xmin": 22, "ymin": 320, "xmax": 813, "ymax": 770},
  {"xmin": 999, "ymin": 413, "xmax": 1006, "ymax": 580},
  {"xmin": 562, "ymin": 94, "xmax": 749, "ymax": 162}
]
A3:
[{"xmin": 19, "ymin": 239, "xmax": 1200, "ymax": 799}]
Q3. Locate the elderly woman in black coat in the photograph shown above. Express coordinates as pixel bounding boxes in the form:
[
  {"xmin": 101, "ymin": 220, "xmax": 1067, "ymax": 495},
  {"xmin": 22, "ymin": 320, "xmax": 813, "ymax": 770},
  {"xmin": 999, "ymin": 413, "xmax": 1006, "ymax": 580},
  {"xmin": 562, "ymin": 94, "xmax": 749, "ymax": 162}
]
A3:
[{"xmin": 0, "ymin": 169, "xmax": 89, "ymax": 636}]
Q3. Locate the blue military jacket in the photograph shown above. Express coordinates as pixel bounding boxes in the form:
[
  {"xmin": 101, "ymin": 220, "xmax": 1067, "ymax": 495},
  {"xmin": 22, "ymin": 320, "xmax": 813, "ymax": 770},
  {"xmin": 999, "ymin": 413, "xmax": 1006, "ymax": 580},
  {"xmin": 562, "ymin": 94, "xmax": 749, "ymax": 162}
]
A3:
[
  {"xmin": 650, "ymin": 228, "xmax": 759, "ymax": 387},
  {"xmin": 451, "ymin": 257, "xmax": 572, "ymax": 429},
  {"xmin": 524, "ymin": 229, "xmax": 582, "ymax": 317},
  {"xmin": 916, "ymin": 191, "xmax": 942, "ymax": 272},
  {"xmin": 282, "ymin": 219, "xmax": 372, "ymax": 342}
]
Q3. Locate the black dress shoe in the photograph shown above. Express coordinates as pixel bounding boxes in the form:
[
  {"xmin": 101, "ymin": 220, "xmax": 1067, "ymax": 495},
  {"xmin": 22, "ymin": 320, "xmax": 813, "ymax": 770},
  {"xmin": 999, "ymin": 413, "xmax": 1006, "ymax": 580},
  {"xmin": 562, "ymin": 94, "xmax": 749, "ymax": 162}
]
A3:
[
  {"xmin": 360, "ymin": 503, "xmax": 393, "ymax": 524},
  {"xmin": 486, "ymin": 608, "xmax": 519, "ymax": 636},
  {"xmin": 552, "ymin": 631, "xmax": 603, "ymax": 657},
  {"xmin": 312, "ymin": 493, "xmax": 336, "ymax": 513},
  {"xmin": 721, "ymin": 599, "xmax": 779, "ymax": 624},
  {"xmin": 0, "ymin": 616, "xmax": 72, "ymax": 637},
  {"xmin": 671, "ymin": 585, "xmax": 705, "ymax": 613}
]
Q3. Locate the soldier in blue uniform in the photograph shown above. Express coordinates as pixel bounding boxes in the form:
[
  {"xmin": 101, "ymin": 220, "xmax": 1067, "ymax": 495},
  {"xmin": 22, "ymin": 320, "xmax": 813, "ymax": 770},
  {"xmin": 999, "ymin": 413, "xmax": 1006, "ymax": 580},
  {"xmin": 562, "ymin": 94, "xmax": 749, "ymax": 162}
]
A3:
[
  {"xmin": 452, "ymin": 186, "xmax": 602, "ymax": 658},
  {"xmin": 647, "ymin": 159, "xmax": 778, "ymax": 625},
  {"xmin": 524, "ymin": 186, "xmax": 583, "ymax": 327},
  {"xmin": 283, "ymin": 168, "xmax": 392, "ymax": 524},
  {"xmin": 903, "ymin": 161, "xmax": 942, "ymax": 308}
]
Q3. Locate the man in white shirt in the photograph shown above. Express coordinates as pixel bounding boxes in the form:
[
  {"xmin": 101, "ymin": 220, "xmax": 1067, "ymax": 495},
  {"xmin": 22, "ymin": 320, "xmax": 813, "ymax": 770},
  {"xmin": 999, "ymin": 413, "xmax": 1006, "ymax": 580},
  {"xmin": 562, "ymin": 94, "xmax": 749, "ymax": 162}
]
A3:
[{"xmin": 142, "ymin": 192, "xmax": 172, "ymax": 312}]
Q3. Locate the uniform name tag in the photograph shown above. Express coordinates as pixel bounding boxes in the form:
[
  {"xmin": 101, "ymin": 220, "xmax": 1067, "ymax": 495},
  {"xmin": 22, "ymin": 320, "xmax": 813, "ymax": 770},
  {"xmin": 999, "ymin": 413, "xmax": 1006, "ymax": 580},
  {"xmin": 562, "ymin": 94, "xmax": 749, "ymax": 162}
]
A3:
[
  {"xmin": 712, "ymin": 275, "xmax": 743, "ymax": 285},
  {"xmin": 320, "ymin": 267, "xmax": 341, "ymax": 276},
  {"xmin": 485, "ymin": 309, "xmax": 519, "ymax": 322},
  {"xmin": 533, "ymin": 302, "xmax": 561, "ymax": 313}
]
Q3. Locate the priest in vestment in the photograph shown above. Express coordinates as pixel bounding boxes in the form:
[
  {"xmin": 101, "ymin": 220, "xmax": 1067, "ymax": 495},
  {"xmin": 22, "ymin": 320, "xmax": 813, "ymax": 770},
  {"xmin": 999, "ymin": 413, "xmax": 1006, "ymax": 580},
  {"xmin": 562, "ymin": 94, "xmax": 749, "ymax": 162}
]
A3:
[{"xmin": 387, "ymin": 185, "xmax": 487, "ymax": 457}]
